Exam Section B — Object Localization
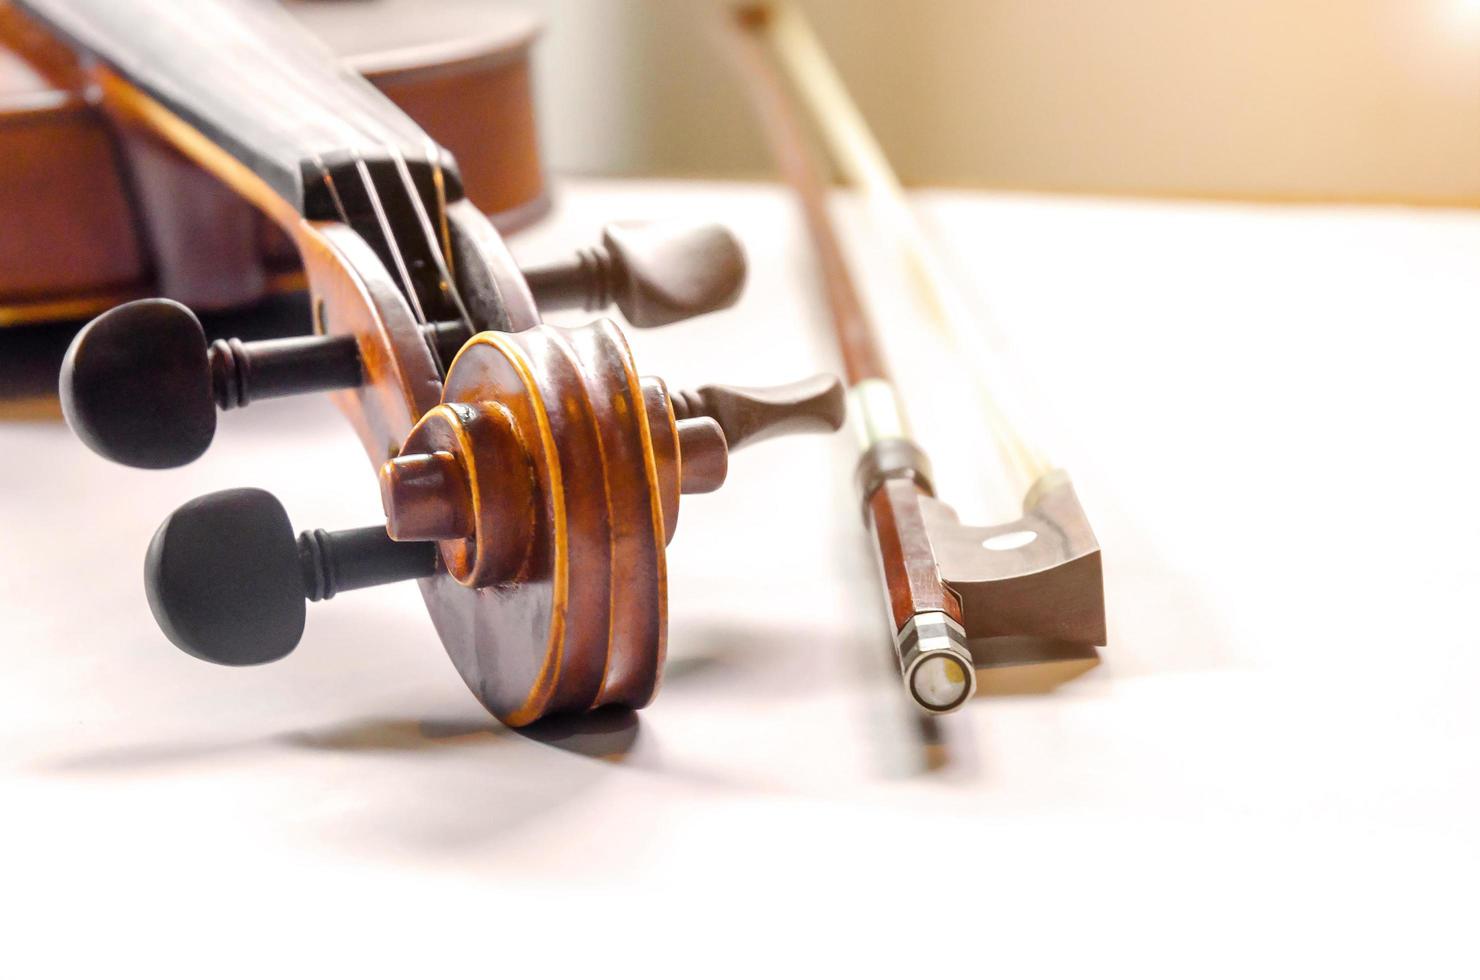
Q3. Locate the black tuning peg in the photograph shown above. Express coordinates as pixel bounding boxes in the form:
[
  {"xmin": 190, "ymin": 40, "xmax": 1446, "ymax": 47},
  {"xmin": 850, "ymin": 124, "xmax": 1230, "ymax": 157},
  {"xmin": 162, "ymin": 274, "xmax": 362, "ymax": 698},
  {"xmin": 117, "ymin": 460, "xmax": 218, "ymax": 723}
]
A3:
[
  {"xmin": 523, "ymin": 221, "xmax": 747, "ymax": 328},
  {"xmin": 145, "ymin": 487, "xmax": 437, "ymax": 666},
  {"xmin": 669, "ymin": 373, "xmax": 846, "ymax": 451},
  {"xmin": 60, "ymin": 299, "xmax": 365, "ymax": 468}
]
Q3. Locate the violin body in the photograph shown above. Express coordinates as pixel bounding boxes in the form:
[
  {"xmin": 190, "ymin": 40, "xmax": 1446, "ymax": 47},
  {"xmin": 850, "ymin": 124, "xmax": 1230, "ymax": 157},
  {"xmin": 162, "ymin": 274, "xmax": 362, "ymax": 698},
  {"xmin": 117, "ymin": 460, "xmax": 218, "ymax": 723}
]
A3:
[{"xmin": 0, "ymin": 0, "xmax": 544, "ymax": 326}]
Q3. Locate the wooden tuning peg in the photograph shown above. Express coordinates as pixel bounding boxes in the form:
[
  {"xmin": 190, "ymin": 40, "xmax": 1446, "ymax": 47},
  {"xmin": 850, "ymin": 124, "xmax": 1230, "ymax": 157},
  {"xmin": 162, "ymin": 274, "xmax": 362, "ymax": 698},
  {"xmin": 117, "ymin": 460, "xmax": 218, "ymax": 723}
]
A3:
[
  {"xmin": 60, "ymin": 299, "xmax": 364, "ymax": 468},
  {"xmin": 145, "ymin": 487, "xmax": 437, "ymax": 666},
  {"xmin": 667, "ymin": 373, "xmax": 846, "ymax": 451},
  {"xmin": 522, "ymin": 221, "xmax": 747, "ymax": 327},
  {"xmin": 675, "ymin": 417, "xmax": 729, "ymax": 494}
]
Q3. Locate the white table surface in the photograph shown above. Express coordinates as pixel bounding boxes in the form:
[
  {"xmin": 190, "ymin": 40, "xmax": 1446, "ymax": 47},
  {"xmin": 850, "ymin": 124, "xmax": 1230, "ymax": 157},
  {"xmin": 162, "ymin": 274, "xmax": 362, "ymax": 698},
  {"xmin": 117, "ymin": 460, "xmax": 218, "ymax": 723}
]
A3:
[{"xmin": 3, "ymin": 179, "xmax": 1478, "ymax": 976}]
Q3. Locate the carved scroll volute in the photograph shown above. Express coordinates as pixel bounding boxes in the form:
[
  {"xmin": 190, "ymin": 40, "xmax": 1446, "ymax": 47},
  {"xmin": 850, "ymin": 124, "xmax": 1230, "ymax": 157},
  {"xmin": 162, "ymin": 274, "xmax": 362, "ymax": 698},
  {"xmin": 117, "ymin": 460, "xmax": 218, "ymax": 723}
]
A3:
[
  {"xmin": 377, "ymin": 320, "xmax": 675, "ymax": 725},
  {"xmin": 380, "ymin": 402, "xmax": 536, "ymax": 588},
  {"xmin": 373, "ymin": 314, "xmax": 844, "ymax": 726}
]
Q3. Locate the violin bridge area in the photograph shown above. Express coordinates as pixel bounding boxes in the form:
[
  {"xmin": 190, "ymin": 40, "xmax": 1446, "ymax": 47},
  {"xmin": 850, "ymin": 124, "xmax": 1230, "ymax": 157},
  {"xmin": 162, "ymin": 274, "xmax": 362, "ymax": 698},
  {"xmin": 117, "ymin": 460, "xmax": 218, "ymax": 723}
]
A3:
[{"xmin": 2, "ymin": 179, "xmax": 1478, "ymax": 969}]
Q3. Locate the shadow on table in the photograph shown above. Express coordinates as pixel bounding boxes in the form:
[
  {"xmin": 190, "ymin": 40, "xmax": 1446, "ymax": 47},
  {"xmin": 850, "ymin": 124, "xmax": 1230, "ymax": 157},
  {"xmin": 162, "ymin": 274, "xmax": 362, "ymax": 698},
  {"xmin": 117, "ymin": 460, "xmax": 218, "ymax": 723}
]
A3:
[
  {"xmin": 41, "ymin": 735, "xmax": 269, "ymax": 774},
  {"xmin": 661, "ymin": 620, "xmax": 847, "ymax": 703},
  {"xmin": 42, "ymin": 710, "xmax": 644, "ymax": 855},
  {"xmin": 279, "ymin": 706, "xmax": 651, "ymax": 771},
  {"xmin": 277, "ymin": 708, "xmax": 694, "ymax": 855},
  {"xmin": 40, "ymin": 711, "xmax": 528, "ymax": 773},
  {"xmin": 518, "ymin": 706, "xmax": 643, "ymax": 760},
  {"xmin": 282, "ymin": 707, "xmax": 646, "ymax": 764}
]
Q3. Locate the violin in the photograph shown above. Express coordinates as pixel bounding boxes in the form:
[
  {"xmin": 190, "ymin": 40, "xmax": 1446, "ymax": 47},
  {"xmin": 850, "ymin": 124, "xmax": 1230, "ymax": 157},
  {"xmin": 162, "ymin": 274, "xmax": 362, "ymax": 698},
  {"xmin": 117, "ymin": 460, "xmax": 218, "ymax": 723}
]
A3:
[{"xmin": 10, "ymin": 0, "xmax": 845, "ymax": 727}]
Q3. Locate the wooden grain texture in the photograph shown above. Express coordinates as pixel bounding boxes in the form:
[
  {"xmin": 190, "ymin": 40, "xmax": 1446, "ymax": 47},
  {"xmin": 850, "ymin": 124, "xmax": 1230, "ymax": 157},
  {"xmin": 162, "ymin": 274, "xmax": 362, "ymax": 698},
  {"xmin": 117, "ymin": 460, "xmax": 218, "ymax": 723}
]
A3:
[
  {"xmin": 723, "ymin": 5, "xmax": 887, "ymax": 384},
  {"xmin": 15, "ymin": 0, "xmax": 451, "ymax": 216},
  {"xmin": 866, "ymin": 476, "xmax": 962, "ymax": 632},
  {"xmin": 389, "ymin": 319, "xmax": 675, "ymax": 725},
  {"xmin": 0, "ymin": 0, "xmax": 544, "ymax": 322},
  {"xmin": 926, "ymin": 472, "xmax": 1105, "ymax": 647},
  {"xmin": 0, "ymin": 100, "xmax": 146, "ymax": 305}
]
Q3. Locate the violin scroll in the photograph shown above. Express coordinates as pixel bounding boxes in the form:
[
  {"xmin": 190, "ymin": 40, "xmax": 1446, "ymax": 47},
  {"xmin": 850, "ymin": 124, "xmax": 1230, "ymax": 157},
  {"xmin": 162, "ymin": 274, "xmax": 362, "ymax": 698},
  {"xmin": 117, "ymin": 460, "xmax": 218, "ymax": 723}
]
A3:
[
  {"xmin": 378, "ymin": 318, "xmax": 846, "ymax": 571},
  {"xmin": 136, "ymin": 317, "xmax": 844, "ymax": 725}
]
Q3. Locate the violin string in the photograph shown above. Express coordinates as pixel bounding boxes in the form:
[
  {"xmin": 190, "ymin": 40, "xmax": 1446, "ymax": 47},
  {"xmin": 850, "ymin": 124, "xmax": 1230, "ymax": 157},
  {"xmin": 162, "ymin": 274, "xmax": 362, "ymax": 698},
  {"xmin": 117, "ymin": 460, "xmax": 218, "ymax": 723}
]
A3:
[
  {"xmin": 190, "ymin": 2, "xmax": 400, "ymax": 275},
  {"xmin": 352, "ymin": 153, "xmax": 431, "ymax": 326},
  {"xmin": 297, "ymin": 32, "xmax": 475, "ymax": 368},
  {"xmin": 236, "ymin": 0, "xmax": 475, "ymax": 323},
  {"xmin": 427, "ymin": 138, "xmax": 457, "ymax": 285},
  {"xmin": 338, "ymin": 106, "xmax": 474, "ymax": 374},
  {"xmin": 345, "ymin": 138, "xmax": 458, "ymax": 375},
  {"xmin": 185, "ymin": 0, "xmax": 488, "ymax": 385},
  {"xmin": 306, "ymin": 151, "xmax": 353, "ymax": 239},
  {"xmin": 209, "ymin": 0, "xmax": 465, "ymax": 361},
  {"xmin": 387, "ymin": 145, "xmax": 474, "ymax": 325},
  {"xmin": 188, "ymin": 2, "xmax": 419, "ymax": 336}
]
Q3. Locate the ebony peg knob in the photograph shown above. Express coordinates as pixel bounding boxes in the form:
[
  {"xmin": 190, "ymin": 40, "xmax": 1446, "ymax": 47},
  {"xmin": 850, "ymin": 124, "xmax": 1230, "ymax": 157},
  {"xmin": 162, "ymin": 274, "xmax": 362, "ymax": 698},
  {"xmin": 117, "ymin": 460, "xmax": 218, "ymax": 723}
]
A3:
[
  {"xmin": 145, "ymin": 487, "xmax": 437, "ymax": 666},
  {"xmin": 60, "ymin": 299, "xmax": 363, "ymax": 469},
  {"xmin": 523, "ymin": 221, "xmax": 747, "ymax": 327},
  {"xmin": 669, "ymin": 373, "xmax": 846, "ymax": 451},
  {"xmin": 61, "ymin": 299, "xmax": 215, "ymax": 469}
]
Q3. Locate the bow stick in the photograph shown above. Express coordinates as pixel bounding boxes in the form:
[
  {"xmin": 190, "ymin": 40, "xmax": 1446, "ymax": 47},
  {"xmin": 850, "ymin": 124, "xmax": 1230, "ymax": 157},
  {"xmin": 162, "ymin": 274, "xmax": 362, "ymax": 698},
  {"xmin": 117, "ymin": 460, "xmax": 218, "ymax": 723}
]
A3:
[{"xmin": 726, "ymin": 3, "xmax": 1106, "ymax": 713}]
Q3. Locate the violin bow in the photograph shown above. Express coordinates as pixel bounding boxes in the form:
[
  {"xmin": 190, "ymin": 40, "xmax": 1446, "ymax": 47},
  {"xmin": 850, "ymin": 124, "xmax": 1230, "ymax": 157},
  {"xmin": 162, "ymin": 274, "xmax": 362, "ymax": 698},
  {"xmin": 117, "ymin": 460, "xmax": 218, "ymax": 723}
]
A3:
[{"xmin": 726, "ymin": 2, "xmax": 1106, "ymax": 713}]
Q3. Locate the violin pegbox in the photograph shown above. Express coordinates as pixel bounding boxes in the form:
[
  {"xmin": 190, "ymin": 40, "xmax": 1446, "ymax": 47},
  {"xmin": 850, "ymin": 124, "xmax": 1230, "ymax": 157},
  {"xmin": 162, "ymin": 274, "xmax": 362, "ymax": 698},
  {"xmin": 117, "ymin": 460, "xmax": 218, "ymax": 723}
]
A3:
[
  {"xmin": 55, "ymin": 221, "xmax": 744, "ymax": 471},
  {"xmin": 378, "ymin": 319, "xmax": 844, "ymax": 725}
]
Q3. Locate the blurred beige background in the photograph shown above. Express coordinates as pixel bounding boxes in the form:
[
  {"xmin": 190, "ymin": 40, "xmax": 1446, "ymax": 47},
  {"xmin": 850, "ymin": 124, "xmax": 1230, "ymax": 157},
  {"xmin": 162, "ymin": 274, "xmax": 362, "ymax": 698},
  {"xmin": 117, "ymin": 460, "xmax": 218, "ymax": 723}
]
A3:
[{"xmin": 520, "ymin": 0, "xmax": 1480, "ymax": 204}]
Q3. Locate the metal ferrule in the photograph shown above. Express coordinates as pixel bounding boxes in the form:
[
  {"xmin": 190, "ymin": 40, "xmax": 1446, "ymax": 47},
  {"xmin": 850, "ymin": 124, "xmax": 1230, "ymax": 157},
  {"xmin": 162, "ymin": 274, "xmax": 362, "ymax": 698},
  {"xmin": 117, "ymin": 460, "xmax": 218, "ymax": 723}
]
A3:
[{"xmin": 894, "ymin": 610, "xmax": 977, "ymax": 714}]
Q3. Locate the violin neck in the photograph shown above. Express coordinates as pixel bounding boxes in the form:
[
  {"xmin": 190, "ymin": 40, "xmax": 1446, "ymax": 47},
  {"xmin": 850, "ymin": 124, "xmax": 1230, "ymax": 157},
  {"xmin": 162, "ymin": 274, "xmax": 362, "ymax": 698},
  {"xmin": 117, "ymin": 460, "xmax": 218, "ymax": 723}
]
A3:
[{"xmin": 15, "ymin": 0, "xmax": 465, "ymax": 319}]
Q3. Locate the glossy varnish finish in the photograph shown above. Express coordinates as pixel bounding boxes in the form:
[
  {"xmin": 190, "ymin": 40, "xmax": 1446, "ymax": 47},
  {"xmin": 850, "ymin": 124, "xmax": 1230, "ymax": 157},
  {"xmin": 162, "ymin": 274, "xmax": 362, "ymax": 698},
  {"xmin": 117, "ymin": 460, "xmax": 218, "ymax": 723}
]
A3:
[
  {"xmin": 33, "ymin": 0, "xmax": 849, "ymax": 727},
  {"xmin": 375, "ymin": 320, "xmax": 841, "ymax": 722},
  {"xmin": 866, "ymin": 477, "xmax": 963, "ymax": 633},
  {"xmin": 384, "ymin": 319, "xmax": 678, "ymax": 724},
  {"xmin": 0, "ymin": 0, "xmax": 544, "ymax": 324}
]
